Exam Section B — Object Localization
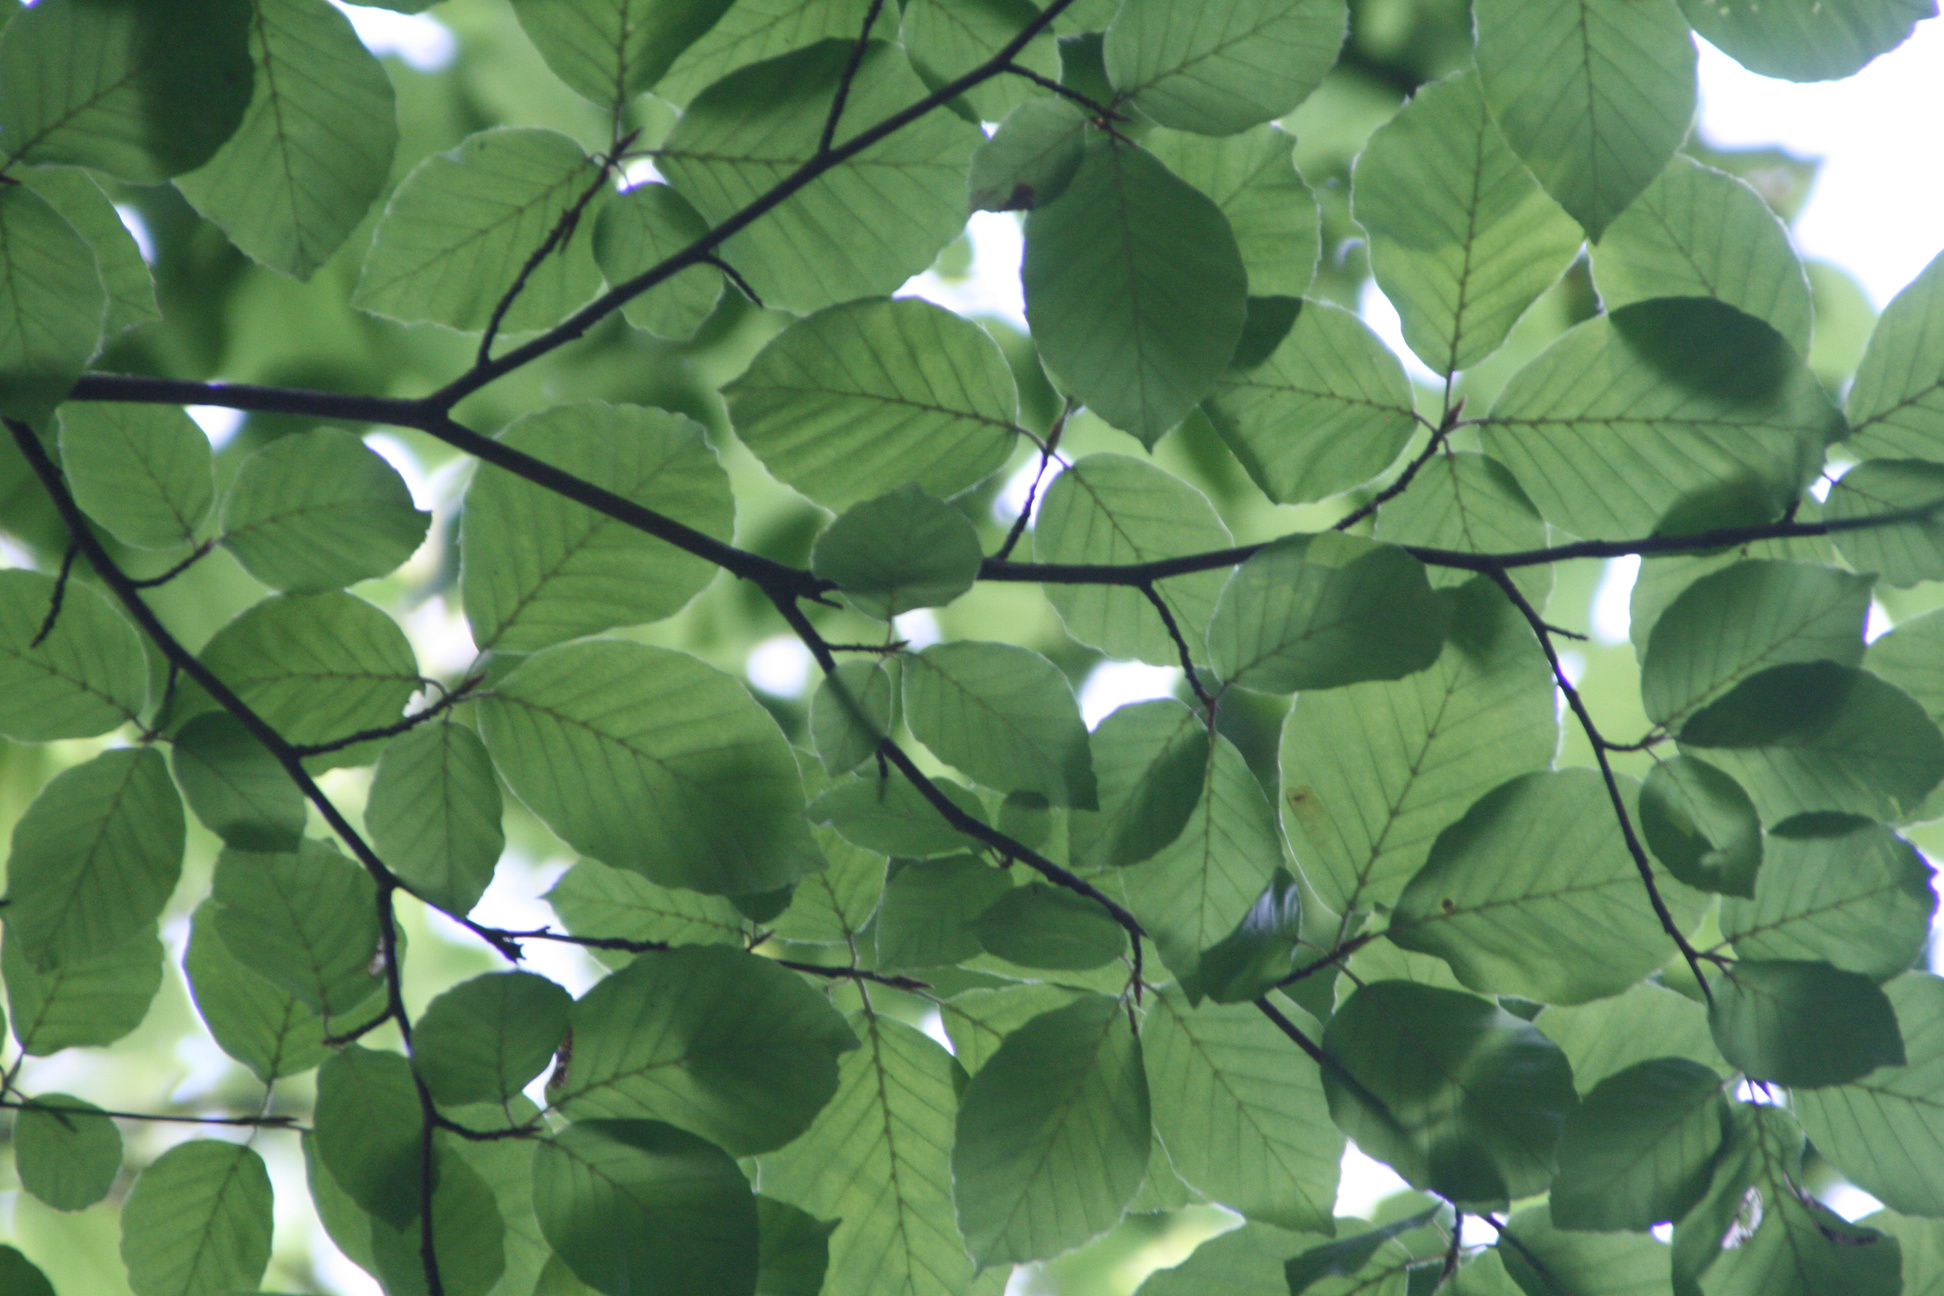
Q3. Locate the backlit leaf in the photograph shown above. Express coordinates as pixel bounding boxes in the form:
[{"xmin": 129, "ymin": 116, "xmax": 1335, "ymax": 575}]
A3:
[
  {"xmin": 0, "ymin": 567, "xmax": 147, "ymax": 741},
  {"xmin": 1708, "ymin": 958, "xmax": 1905, "ymax": 1087},
  {"xmin": 812, "ymin": 485, "xmax": 982, "ymax": 621},
  {"xmin": 1827, "ymin": 458, "xmax": 1944, "ymax": 586},
  {"xmin": 1677, "ymin": 0, "xmax": 1934, "ymax": 81},
  {"xmin": 219, "ymin": 428, "xmax": 429, "ymax": 592},
  {"xmin": 0, "ymin": 184, "xmax": 106, "ymax": 420},
  {"xmin": 15, "ymin": 1093, "xmax": 122, "ymax": 1212},
  {"xmin": 4, "ymin": 922, "xmax": 162, "ymax": 1056},
  {"xmin": 590, "ymin": 183, "xmax": 724, "ymax": 339},
  {"xmin": 1637, "ymin": 755, "xmax": 1763, "ymax": 898},
  {"xmin": 314, "ymin": 1045, "xmax": 424, "ymax": 1229},
  {"xmin": 119, "ymin": 1140, "xmax": 273, "ymax": 1296},
  {"xmin": 1549, "ymin": 1058, "xmax": 1728, "ymax": 1231},
  {"xmin": 170, "ymin": 711, "xmax": 306, "ymax": 851},
  {"xmin": 903, "ymin": 640, "xmax": 1097, "ymax": 808},
  {"xmin": 415, "ymin": 970, "xmax": 572, "ymax": 1106},
  {"xmin": 511, "ymin": 0, "xmax": 736, "ymax": 108},
  {"xmin": 365, "ymin": 721, "xmax": 504, "ymax": 918},
  {"xmin": 210, "ymin": 839, "xmax": 385, "ymax": 1019},
  {"xmin": 58, "ymin": 404, "xmax": 212, "ymax": 550},
  {"xmin": 1103, "ymin": 0, "xmax": 1345, "ymax": 135},
  {"xmin": 1145, "ymin": 125, "xmax": 1320, "ymax": 298},
  {"xmin": 182, "ymin": 899, "xmax": 328, "ymax": 1082},
  {"xmin": 1845, "ymin": 247, "xmax": 1944, "ymax": 461}
]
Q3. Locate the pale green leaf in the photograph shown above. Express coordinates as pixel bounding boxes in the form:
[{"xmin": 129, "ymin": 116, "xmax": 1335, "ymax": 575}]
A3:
[
  {"xmin": 1497, "ymin": 1204, "xmax": 1678, "ymax": 1296},
  {"xmin": 15, "ymin": 1093, "xmax": 122, "ymax": 1211},
  {"xmin": 1390, "ymin": 768, "xmax": 1706, "ymax": 1005},
  {"xmin": 875, "ymin": 855, "xmax": 1014, "ymax": 969},
  {"xmin": 901, "ymin": 0, "xmax": 1063, "ymax": 122},
  {"xmin": 655, "ymin": 0, "xmax": 883, "ymax": 106},
  {"xmin": 1472, "ymin": 0, "xmax": 1696, "ymax": 238},
  {"xmin": 18, "ymin": 166, "xmax": 158, "ymax": 336},
  {"xmin": 1629, "ymin": 532, "xmax": 1838, "ymax": 657},
  {"xmin": 4, "ymin": 747, "xmax": 184, "ymax": 971},
  {"xmin": 1139, "ymin": 1222, "xmax": 1316, "ymax": 1296},
  {"xmin": 210, "ymin": 839, "xmax": 385, "ymax": 1019},
  {"xmin": 952, "ymin": 994, "xmax": 1150, "ymax": 1265},
  {"xmin": 365, "ymin": 1148, "xmax": 507, "ymax": 1296},
  {"xmin": 660, "ymin": 42, "xmax": 978, "ymax": 313},
  {"xmin": 1375, "ymin": 457, "xmax": 1553, "ymax": 609},
  {"xmin": 1722, "ymin": 816, "xmax": 1933, "ymax": 980},
  {"xmin": 969, "ymin": 98, "xmax": 1088, "ymax": 212},
  {"xmin": 768, "ymin": 812, "xmax": 887, "ymax": 946},
  {"xmin": 1284, "ymin": 1209, "xmax": 1439, "ymax": 1295},
  {"xmin": 1207, "ymin": 533, "xmax": 1447, "ymax": 694},
  {"xmin": 480, "ymin": 640, "xmax": 820, "ymax": 896},
  {"xmin": 170, "ymin": 711, "xmax": 306, "ymax": 851},
  {"xmin": 547, "ymin": 857, "xmax": 748, "ymax": 955},
  {"xmin": 1677, "ymin": 0, "xmax": 1934, "ymax": 81},
  {"xmin": 1068, "ymin": 698, "xmax": 1207, "ymax": 869},
  {"xmin": 1103, "ymin": 0, "xmax": 1345, "ymax": 135},
  {"xmin": 220, "ymin": 428, "xmax": 429, "ymax": 592},
  {"xmin": 1483, "ymin": 298, "xmax": 1837, "ymax": 538},
  {"xmin": 511, "ymin": 0, "xmax": 735, "ymax": 109},
  {"xmin": 941, "ymin": 982, "xmax": 1083, "ymax": 1076},
  {"xmin": 1033, "ymin": 453, "xmax": 1234, "ymax": 668},
  {"xmin": 974, "ymin": 882, "xmax": 1127, "ymax": 969},
  {"xmin": 1145, "ymin": 125, "xmax": 1320, "ymax": 298},
  {"xmin": 0, "ymin": 567, "xmax": 147, "ymax": 741},
  {"xmin": 1181, "ymin": 866, "xmax": 1303, "ymax": 1003},
  {"xmin": 355, "ymin": 127, "xmax": 600, "ymax": 331},
  {"xmin": 119, "ymin": 1141, "xmax": 273, "ymax": 1296},
  {"xmin": 4, "ymin": 922, "xmax": 162, "ymax": 1056},
  {"xmin": 903, "ymin": 640, "xmax": 1097, "ymax": 807},
  {"xmin": 58, "ymin": 404, "xmax": 211, "ymax": 549},
  {"xmin": 1204, "ymin": 299, "xmax": 1418, "ymax": 504},
  {"xmin": 0, "ymin": 184, "xmax": 105, "ymax": 420},
  {"xmin": 812, "ymin": 485, "xmax": 982, "ymax": 621},
  {"xmin": 808, "ymin": 772, "xmax": 987, "ymax": 858},
  {"xmin": 1708, "ymin": 958, "xmax": 1905, "ymax": 1087},
  {"xmin": 1145, "ymin": 988, "xmax": 1341, "ymax": 1231},
  {"xmin": 590, "ymin": 183, "xmax": 724, "ymax": 339},
  {"xmin": 1353, "ymin": 70, "xmax": 1583, "ymax": 375},
  {"xmin": 1534, "ymin": 980, "xmax": 1725, "ymax": 1091},
  {"xmin": 551, "ymin": 944, "xmax": 858, "ymax": 1155},
  {"xmin": 174, "ymin": 0, "xmax": 397, "ymax": 279},
  {"xmin": 1281, "ymin": 577, "xmax": 1557, "ymax": 918},
  {"xmin": 182, "ymin": 899, "xmax": 328, "ymax": 1082},
  {"xmin": 1827, "ymin": 459, "xmax": 1944, "ymax": 586},
  {"xmin": 365, "ymin": 721, "xmax": 505, "ymax": 917},
  {"xmin": 1023, "ymin": 135, "xmax": 1248, "ymax": 445},
  {"xmin": 415, "ymin": 970, "xmax": 572, "ymax": 1106},
  {"xmin": 1867, "ymin": 1211, "xmax": 1944, "ymax": 1296},
  {"xmin": 1865, "ymin": 606, "xmax": 1944, "ymax": 820},
  {"xmin": 0, "ymin": 0, "xmax": 252, "ymax": 182},
  {"xmin": 1549, "ymin": 1058, "xmax": 1727, "ymax": 1230},
  {"xmin": 1846, "ymin": 247, "xmax": 1944, "ymax": 460},
  {"xmin": 1591, "ymin": 156, "xmax": 1813, "ymax": 356}
]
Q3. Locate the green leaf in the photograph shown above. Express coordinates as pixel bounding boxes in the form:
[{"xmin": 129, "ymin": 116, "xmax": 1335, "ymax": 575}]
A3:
[
  {"xmin": 1708, "ymin": 958, "xmax": 1905, "ymax": 1087},
  {"xmin": 1846, "ymin": 247, "xmax": 1944, "ymax": 460},
  {"xmin": 770, "ymin": 809, "xmax": 887, "ymax": 946},
  {"xmin": 365, "ymin": 721, "xmax": 504, "ymax": 917},
  {"xmin": 1144, "ymin": 987, "xmax": 1341, "ymax": 1231},
  {"xmin": 188, "ymin": 590, "xmax": 420, "ymax": 769},
  {"xmin": 1180, "ymin": 866, "xmax": 1304, "ymax": 1003},
  {"xmin": 355, "ymin": 127, "xmax": 600, "ymax": 331},
  {"xmin": 1033, "ymin": 453, "xmax": 1235, "ymax": 668},
  {"xmin": 761, "ymin": 1009, "xmax": 978, "ymax": 1296},
  {"xmin": 511, "ymin": 0, "xmax": 735, "ymax": 109},
  {"xmin": 547, "ymin": 857, "xmax": 748, "ymax": 954},
  {"xmin": 900, "ymin": 0, "xmax": 1062, "ymax": 122},
  {"xmin": 1102, "ymin": 0, "xmax": 1344, "ymax": 134},
  {"xmin": 1023, "ymin": 135, "xmax": 1248, "ymax": 445},
  {"xmin": 552, "ymin": 944, "xmax": 858, "ymax": 1155},
  {"xmin": 1390, "ymin": 768, "xmax": 1706, "ymax": 1005},
  {"xmin": 366, "ymin": 1148, "xmax": 507, "ymax": 1296},
  {"xmin": 534, "ymin": 1119, "xmax": 758, "ymax": 1296},
  {"xmin": 1549, "ymin": 1058, "xmax": 1727, "ymax": 1231},
  {"xmin": 1827, "ymin": 459, "xmax": 1944, "ymax": 586},
  {"xmin": 0, "ymin": 0, "xmax": 252, "ymax": 183},
  {"xmin": 1535, "ymin": 980, "xmax": 1725, "ymax": 1092},
  {"xmin": 19, "ymin": 166, "xmax": 158, "ymax": 336},
  {"xmin": 1204, "ymin": 299, "xmax": 1418, "ymax": 505},
  {"xmin": 808, "ymin": 660, "xmax": 895, "ymax": 777},
  {"xmin": 1145, "ymin": 125, "xmax": 1320, "ymax": 298},
  {"xmin": 754, "ymin": 1196, "xmax": 833, "ymax": 1296},
  {"xmin": 1471, "ymin": 0, "xmax": 1695, "ymax": 238},
  {"xmin": 461, "ymin": 402, "xmax": 731, "ymax": 651},
  {"xmin": 1868, "ymin": 1211, "xmax": 1944, "ymax": 1296},
  {"xmin": 1207, "ymin": 533, "xmax": 1447, "ymax": 694},
  {"xmin": 314, "ymin": 1045, "xmax": 424, "ymax": 1229},
  {"xmin": 725, "ymin": 297, "xmax": 1018, "ymax": 511},
  {"xmin": 173, "ymin": 0, "xmax": 398, "ymax": 279},
  {"xmin": 808, "ymin": 772, "xmax": 987, "ymax": 857},
  {"xmin": 973, "ymin": 882, "xmax": 1128, "ymax": 969},
  {"xmin": 1123, "ymin": 731, "xmax": 1285, "ymax": 986},
  {"xmin": 1867, "ymin": 607, "xmax": 1944, "ymax": 821},
  {"xmin": 1590, "ymin": 156, "xmax": 1814, "ymax": 357},
  {"xmin": 1352, "ymin": 69, "xmax": 1583, "ymax": 375},
  {"xmin": 812, "ymin": 485, "xmax": 982, "ymax": 621},
  {"xmin": 1679, "ymin": 661, "xmax": 1944, "ymax": 824},
  {"xmin": 953, "ymin": 994, "xmax": 1150, "ymax": 1265},
  {"xmin": 1140, "ymin": 1222, "xmax": 1317, "ymax": 1296},
  {"xmin": 1794, "ymin": 972, "xmax": 1944, "ymax": 1217},
  {"xmin": 1722, "ymin": 816, "xmax": 1933, "ymax": 980},
  {"xmin": 1630, "ymin": 530, "xmax": 1840, "ymax": 657},
  {"xmin": 660, "ymin": 41, "xmax": 978, "ymax": 313},
  {"xmin": 415, "ymin": 970, "xmax": 572, "ymax": 1106},
  {"xmin": 1320, "ymin": 980, "xmax": 1577, "ymax": 1205},
  {"xmin": 14, "ymin": 1093, "xmax": 123, "ymax": 1211},
  {"xmin": 58, "ymin": 404, "xmax": 212, "ymax": 549},
  {"xmin": 1284, "ymin": 1208, "xmax": 1438, "ymax": 1295},
  {"xmin": 0, "ymin": 183, "xmax": 106, "ymax": 420},
  {"xmin": 969, "ymin": 98, "xmax": 1088, "ymax": 212},
  {"xmin": 590, "ymin": 183, "xmax": 724, "ymax": 339},
  {"xmin": 1637, "ymin": 755, "xmax": 1763, "ymax": 898},
  {"xmin": 655, "ymin": 0, "xmax": 885, "ymax": 105},
  {"xmin": 1376, "ymin": 458, "xmax": 1552, "ymax": 601},
  {"xmin": 0, "ymin": 1247, "xmax": 54, "ymax": 1296},
  {"xmin": 903, "ymin": 640, "xmax": 1097, "ymax": 807},
  {"xmin": 1481, "ymin": 298, "xmax": 1838, "ymax": 539},
  {"xmin": 0, "ymin": 568, "xmax": 147, "ymax": 740},
  {"xmin": 1677, "ymin": 0, "xmax": 1934, "ymax": 81},
  {"xmin": 480, "ymin": 640, "xmax": 819, "ymax": 896},
  {"xmin": 942, "ymin": 983, "xmax": 1083, "ymax": 1076},
  {"xmin": 4, "ymin": 922, "xmax": 162, "ymax": 1055},
  {"xmin": 218, "ymin": 428, "xmax": 428, "ymax": 592},
  {"xmin": 1069, "ymin": 698, "xmax": 1208, "ymax": 869},
  {"xmin": 4, "ymin": 747, "xmax": 184, "ymax": 971},
  {"xmin": 875, "ymin": 855, "xmax": 1015, "ymax": 969},
  {"xmin": 170, "ymin": 711, "xmax": 306, "ymax": 851},
  {"xmin": 119, "ymin": 1140, "xmax": 273, "ymax": 1296},
  {"xmin": 182, "ymin": 899, "xmax": 328, "ymax": 1082},
  {"xmin": 1638, "ymin": 559, "xmax": 1871, "ymax": 728},
  {"xmin": 1497, "ymin": 1204, "xmax": 1680, "ymax": 1296},
  {"xmin": 1281, "ymin": 576, "xmax": 1557, "ymax": 918},
  {"xmin": 210, "ymin": 839, "xmax": 384, "ymax": 1019}
]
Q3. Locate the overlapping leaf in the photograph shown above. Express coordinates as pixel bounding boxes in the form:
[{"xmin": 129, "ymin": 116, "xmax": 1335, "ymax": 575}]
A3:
[
  {"xmin": 4, "ymin": 923, "xmax": 162, "ymax": 1056},
  {"xmin": 1677, "ymin": 0, "xmax": 1934, "ymax": 81},
  {"xmin": 220, "ymin": 428, "xmax": 429, "ymax": 592},
  {"xmin": 58, "ymin": 404, "xmax": 212, "ymax": 550},
  {"xmin": 119, "ymin": 1140, "xmax": 274, "ymax": 1296},
  {"xmin": 1103, "ymin": 0, "xmax": 1346, "ymax": 135},
  {"xmin": 1145, "ymin": 125, "xmax": 1320, "ymax": 298},
  {"xmin": 511, "ymin": 0, "xmax": 737, "ymax": 109},
  {"xmin": 902, "ymin": 640, "xmax": 1097, "ymax": 807},
  {"xmin": 0, "ymin": 568, "xmax": 147, "ymax": 741},
  {"xmin": 0, "ymin": 184, "xmax": 107, "ymax": 420},
  {"xmin": 1846, "ymin": 247, "xmax": 1944, "ymax": 460},
  {"xmin": 1722, "ymin": 816, "xmax": 1934, "ymax": 980}
]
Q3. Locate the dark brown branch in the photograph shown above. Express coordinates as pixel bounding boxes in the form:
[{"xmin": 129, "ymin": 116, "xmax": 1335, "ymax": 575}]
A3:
[
  {"xmin": 29, "ymin": 539, "xmax": 77, "ymax": 647},
  {"xmin": 1000, "ymin": 62, "xmax": 1122, "ymax": 120},
  {"xmin": 476, "ymin": 925, "xmax": 933, "ymax": 991},
  {"xmin": 819, "ymin": 0, "xmax": 890, "ymax": 154},
  {"xmin": 128, "ymin": 539, "xmax": 216, "ymax": 588},
  {"xmin": 0, "ymin": 1097, "xmax": 300, "ymax": 1129},
  {"xmin": 992, "ymin": 399, "xmax": 1069, "ymax": 563},
  {"xmin": 1253, "ymin": 996, "xmax": 1411, "ymax": 1144},
  {"xmin": 1332, "ymin": 412, "xmax": 1455, "ymax": 534},
  {"xmin": 289, "ymin": 675, "xmax": 484, "ymax": 757},
  {"xmin": 1274, "ymin": 929, "xmax": 1377, "ymax": 989},
  {"xmin": 702, "ymin": 254, "xmax": 762, "ymax": 307},
  {"xmin": 412, "ymin": 1071, "xmax": 445, "ymax": 1296},
  {"xmin": 430, "ymin": 1111, "xmax": 543, "ymax": 1142},
  {"xmin": 1140, "ymin": 582, "xmax": 1216, "ymax": 712},
  {"xmin": 322, "ymin": 1008, "xmax": 396, "ymax": 1048}
]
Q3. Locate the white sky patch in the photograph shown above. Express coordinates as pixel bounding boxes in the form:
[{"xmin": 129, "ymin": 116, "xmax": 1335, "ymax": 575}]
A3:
[
  {"xmin": 1078, "ymin": 660, "xmax": 1179, "ymax": 728},
  {"xmin": 898, "ymin": 210, "xmax": 1029, "ymax": 329},
  {"xmin": 1820, "ymin": 1182, "xmax": 1888, "ymax": 1222},
  {"xmin": 894, "ymin": 608, "xmax": 943, "ymax": 649},
  {"xmin": 363, "ymin": 432, "xmax": 433, "ymax": 510},
  {"xmin": 746, "ymin": 634, "xmax": 814, "ymax": 697},
  {"xmin": 1335, "ymin": 1142, "xmax": 1413, "ymax": 1219},
  {"xmin": 186, "ymin": 405, "xmax": 245, "ymax": 448},
  {"xmin": 1696, "ymin": 22, "xmax": 1944, "ymax": 307},
  {"xmin": 332, "ymin": 1, "xmax": 457, "ymax": 72},
  {"xmin": 1589, "ymin": 554, "xmax": 1641, "ymax": 645},
  {"xmin": 113, "ymin": 204, "xmax": 155, "ymax": 263},
  {"xmin": 1358, "ymin": 280, "xmax": 1442, "ymax": 387},
  {"xmin": 1867, "ymin": 599, "xmax": 1894, "ymax": 643},
  {"xmin": 620, "ymin": 156, "xmax": 666, "ymax": 187}
]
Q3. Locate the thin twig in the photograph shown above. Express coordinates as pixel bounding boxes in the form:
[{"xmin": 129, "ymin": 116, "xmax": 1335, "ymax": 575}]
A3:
[
  {"xmin": 430, "ymin": 1111, "xmax": 544, "ymax": 1142},
  {"xmin": 1140, "ymin": 582, "xmax": 1216, "ymax": 712},
  {"xmin": 412, "ymin": 1072, "xmax": 445, "ymax": 1296},
  {"xmin": 289, "ymin": 675, "xmax": 484, "ymax": 757},
  {"xmin": 0, "ymin": 1097, "xmax": 301, "ymax": 1129},
  {"xmin": 1273, "ymin": 930, "xmax": 1377, "ymax": 989},
  {"xmin": 992, "ymin": 398, "xmax": 1070, "ymax": 563},
  {"xmin": 1000, "ymin": 62, "xmax": 1121, "ymax": 119},
  {"xmin": 127, "ymin": 539, "xmax": 216, "ymax": 588},
  {"xmin": 1333, "ymin": 410, "xmax": 1457, "ymax": 534},
  {"xmin": 322, "ymin": 1008, "xmax": 394, "ymax": 1048},
  {"xmin": 476, "ymin": 925, "xmax": 933, "ymax": 992},
  {"xmin": 702, "ymin": 254, "xmax": 763, "ymax": 307},
  {"xmin": 819, "ymin": 0, "xmax": 890, "ymax": 154},
  {"xmin": 28, "ymin": 540, "xmax": 77, "ymax": 647}
]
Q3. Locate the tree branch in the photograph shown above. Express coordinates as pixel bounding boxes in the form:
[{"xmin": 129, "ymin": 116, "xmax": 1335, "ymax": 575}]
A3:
[
  {"xmin": 0, "ymin": 1097, "xmax": 300, "ymax": 1129},
  {"xmin": 28, "ymin": 539, "xmax": 76, "ymax": 647},
  {"xmin": 819, "ymin": 0, "xmax": 890, "ymax": 154},
  {"xmin": 1139, "ymin": 582, "xmax": 1216, "ymax": 713},
  {"xmin": 288, "ymin": 674, "xmax": 484, "ymax": 758},
  {"xmin": 1331, "ymin": 407, "xmax": 1456, "ymax": 534},
  {"xmin": 991, "ymin": 398, "xmax": 1069, "ymax": 563}
]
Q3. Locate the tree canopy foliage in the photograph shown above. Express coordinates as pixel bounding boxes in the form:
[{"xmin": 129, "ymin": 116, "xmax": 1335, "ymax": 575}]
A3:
[{"xmin": 1, "ymin": 0, "xmax": 1943, "ymax": 1293}]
